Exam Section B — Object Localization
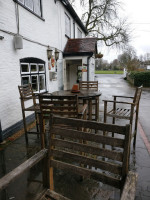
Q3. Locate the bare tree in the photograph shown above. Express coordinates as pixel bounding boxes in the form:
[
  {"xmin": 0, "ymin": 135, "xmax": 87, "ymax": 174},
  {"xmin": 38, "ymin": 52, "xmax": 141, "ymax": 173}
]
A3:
[
  {"xmin": 118, "ymin": 46, "xmax": 140, "ymax": 71},
  {"xmin": 69, "ymin": 0, "xmax": 131, "ymax": 48}
]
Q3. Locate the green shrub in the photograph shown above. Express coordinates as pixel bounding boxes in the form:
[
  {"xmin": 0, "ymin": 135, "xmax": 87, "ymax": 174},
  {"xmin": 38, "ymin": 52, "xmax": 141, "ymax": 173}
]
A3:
[{"xmin": 129, "ymin": 71, "xmax": 150, "ymax": 87}]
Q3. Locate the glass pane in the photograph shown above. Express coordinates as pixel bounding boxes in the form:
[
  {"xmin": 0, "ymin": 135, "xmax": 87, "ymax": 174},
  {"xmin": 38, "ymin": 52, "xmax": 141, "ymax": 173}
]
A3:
[
  {"xmin": 39, "ymin": 64, "xmax": 44, "ymax": 72},
  {"xmin": 21, "ymin": 64, "xmax": 29, "ymax": 73},
  {"xmin": 30, "ymin": 64, "xmax": 37, "ymax": 72},
  {"xmin": 39, "ymin": 75, "xmax": 45, "ymax": 91},
  {"xmin": 31, "ymin": 76, "xmax": 38, "ymax": 91},
  {"xmin": 25, "ymin": 0, "xmax": 33, "ymax": 10},
  {"xmin": 18, "ymin": 0, "xmax": 24, "ymax": 4},
  {"xmin": 33, "ymin": 0, "xmax": 41, "ymax": 16},
  {"xmin": 22, "ymin": 76, "xmax": 30, "ymax": 85},
  {"xmin": 65, "ymin": 13, "xmax": 71, "ymax": 37},
  {"xmin": 78, "ymin": 28, "xmax": 82, "ymax": 38}
]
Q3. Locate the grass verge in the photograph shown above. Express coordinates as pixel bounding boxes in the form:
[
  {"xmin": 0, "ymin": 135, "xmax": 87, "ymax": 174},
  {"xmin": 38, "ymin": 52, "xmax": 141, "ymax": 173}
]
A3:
[{"xmin": 95, "ymin": 70, "xmax": 124, "ymax": 74}]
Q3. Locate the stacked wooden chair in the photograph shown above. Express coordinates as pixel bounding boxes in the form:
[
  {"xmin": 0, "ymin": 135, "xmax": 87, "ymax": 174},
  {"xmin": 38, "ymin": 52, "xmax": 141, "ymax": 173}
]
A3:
[
  {"xmin": 0, "ymin": 115, "xmax": 137, "ymax": 200},
  {"xmin": 103, "ymin": 86, "xmax": 143, "ymax": 146},
  {"xmin": 79, "ymin": 81, "xmax": 99, "ymax": 121},
  {"xmin": 18, "ymin": 84, "xmax": 40, "ymax": 143},
  {"xmin": 79, "ymin": 81, "xmax": 98, "ymax": 91},
  {"xmin": 39, "ymin": 94, "xmax": 87, "ymax": 148}
]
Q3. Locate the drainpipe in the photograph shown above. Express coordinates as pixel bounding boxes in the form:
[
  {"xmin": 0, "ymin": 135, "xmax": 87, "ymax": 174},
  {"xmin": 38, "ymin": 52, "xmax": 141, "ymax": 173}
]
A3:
[
  {"xmin": 87, "ymin": 56, "xmax": 91, "ymax": 81},
  {"xmin": 73, "ymin": 20, "xmax": 75, "ymax": 38},
  {"xmin": 0, "ymin": 120, "xmax": 3, "ymax": 143}
]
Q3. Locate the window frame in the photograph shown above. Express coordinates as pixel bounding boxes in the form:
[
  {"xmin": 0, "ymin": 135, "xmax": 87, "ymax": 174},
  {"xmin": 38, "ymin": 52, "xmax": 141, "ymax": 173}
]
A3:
[
  {"xmin": 14, "ymin": 0, "xmax": 44, "ymax": 21},
  {"xmin": 20, "ymin": 60, "xmax": 46, "ymax": 93},
  {"xmin": 65, "ymin": 12, "xmax": 71, "ymax": 38},
  {"xmin": 77, "ymin": 28, "xmax": 82, "ymax": 38}
]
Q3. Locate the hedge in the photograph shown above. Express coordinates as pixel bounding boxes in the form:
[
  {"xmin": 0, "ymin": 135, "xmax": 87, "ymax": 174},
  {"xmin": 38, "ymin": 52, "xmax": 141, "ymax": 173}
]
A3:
[{"xmin": 128, "ymin": 71, "xmax": 150, "ymax": 87}]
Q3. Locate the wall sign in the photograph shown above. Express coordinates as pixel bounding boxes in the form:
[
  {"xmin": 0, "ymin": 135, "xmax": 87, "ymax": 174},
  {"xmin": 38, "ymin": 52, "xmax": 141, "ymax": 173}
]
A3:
[{"xmin": 51, "ymin": 56, "xmax": 55, "ymax": 68}]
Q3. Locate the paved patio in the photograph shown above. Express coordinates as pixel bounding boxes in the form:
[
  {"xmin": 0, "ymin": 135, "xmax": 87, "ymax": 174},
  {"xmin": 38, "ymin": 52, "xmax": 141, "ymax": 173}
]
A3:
[{"xmin": 0, "ymin": 74, "xmax": 150, "ymax": 200}]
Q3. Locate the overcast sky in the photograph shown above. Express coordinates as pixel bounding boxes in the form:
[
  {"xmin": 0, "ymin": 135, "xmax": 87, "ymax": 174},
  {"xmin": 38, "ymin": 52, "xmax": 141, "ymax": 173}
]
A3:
[
  {"xmin": 75, "ymin": 0, "xmax": 150, "ymax": 62},
  {"xmin": 99, "ymin": 0, "xmax": 150, "ymax": 62}
]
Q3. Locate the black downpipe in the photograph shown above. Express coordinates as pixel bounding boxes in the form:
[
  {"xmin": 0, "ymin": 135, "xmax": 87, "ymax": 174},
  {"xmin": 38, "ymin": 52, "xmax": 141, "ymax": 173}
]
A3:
[
  {"xmin": 73, "ymin": 20, "xmax": 75, "ymax": 38},
  {"xmin": 0, "ymin": 120, "xmax": 3, "ymax": 143},
  {"xmin": 87, "ymin": 56, "xmax": 90, "ymax": 81}
]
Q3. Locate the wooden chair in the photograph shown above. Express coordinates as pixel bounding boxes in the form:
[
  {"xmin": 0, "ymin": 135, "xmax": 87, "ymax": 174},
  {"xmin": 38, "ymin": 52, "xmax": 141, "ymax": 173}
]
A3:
[
  {"xmin": 79, "ymin": 81, "xmax": 99, "ymax": 121},
  {"xmin": 103, "ymin": 86, "xmax": 143, "ymax": 147},
  {"xmin": 18, "ymin": 84, "xmax": 40, "ymax": 143},
  {"xmin": 79, "ymin": 81, "xmax": 98, "ymax": 91},
  {"xmin": 0, "ymin": 116, "xmax": 138, "ymax": 200},
  {"xmin": 39, "ymin": 94, "xmax": 87, "ymax": 148}
]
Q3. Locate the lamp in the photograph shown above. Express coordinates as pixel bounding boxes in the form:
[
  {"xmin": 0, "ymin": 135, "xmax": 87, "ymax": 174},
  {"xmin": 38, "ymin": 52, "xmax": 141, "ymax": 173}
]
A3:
[
  {"xmin": 55, "ymin": 49, "xmax": 59, "ymax": 72},
  {"xmin": 47, "ymin": 46, "xmax": 53, "ymax": 60}
]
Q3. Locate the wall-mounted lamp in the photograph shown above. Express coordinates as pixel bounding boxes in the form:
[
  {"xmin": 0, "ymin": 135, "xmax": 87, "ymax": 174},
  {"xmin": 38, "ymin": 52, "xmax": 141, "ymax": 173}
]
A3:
[
  {"xmin": 55, "ymin": 49, "xmax": 59, "ymax": 61},
  {"xmin": 0, "ymin": 36, "xmax": 4, "ymax": 40},
  {"xmin": 55, "ymin": 49, "xmax": 59, "ymax": 72},
  {"xmin": 14, "ymin": 34, "xmax": 23, "ymax": 49},
  {"xmin": 47, "ymin": 46, "xmax": 53, "ymax": 60}
]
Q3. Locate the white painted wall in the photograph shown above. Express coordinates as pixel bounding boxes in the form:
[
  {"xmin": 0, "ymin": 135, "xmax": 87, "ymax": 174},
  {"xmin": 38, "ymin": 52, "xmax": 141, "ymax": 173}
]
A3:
[{"xmin": 0, "ymin": 0, "xmax": 87, "ymax": 133}]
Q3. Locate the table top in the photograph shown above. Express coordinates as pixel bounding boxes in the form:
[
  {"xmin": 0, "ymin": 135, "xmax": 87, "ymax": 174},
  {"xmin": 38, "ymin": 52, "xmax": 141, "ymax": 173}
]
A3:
[{"xmin": 51, "ymin": 90, "xmax": 102, "ymax": 98}]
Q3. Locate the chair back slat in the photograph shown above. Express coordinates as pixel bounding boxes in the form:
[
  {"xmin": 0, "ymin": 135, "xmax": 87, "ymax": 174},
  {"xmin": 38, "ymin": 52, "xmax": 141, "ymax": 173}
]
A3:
[
  {"xmin": 51, "ymin": 159, "xmax": 121, "ymax": 188},
  {"xmin": 79, "ymin": 81, "xmax": 98, "ymax": 91},
  {"xmin": 53, "ymin": 116, "xmax": 127, "ymax": 135},
  {"xmin": 39, "ymin": 94, "xmax": 79, "ymax": 119},
  {"xmin": 18, "ymin": 84, "xmax": 36, "ymax": 104},
  {"xmin": 49, "ymin": 115, "xmax": 131, "ymax": 190}
]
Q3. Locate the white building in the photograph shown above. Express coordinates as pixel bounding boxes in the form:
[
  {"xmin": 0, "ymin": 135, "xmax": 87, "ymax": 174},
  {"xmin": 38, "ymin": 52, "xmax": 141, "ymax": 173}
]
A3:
[{"xmin": 0, "ymin": 0, "xmax": 98, "ymax": 140}]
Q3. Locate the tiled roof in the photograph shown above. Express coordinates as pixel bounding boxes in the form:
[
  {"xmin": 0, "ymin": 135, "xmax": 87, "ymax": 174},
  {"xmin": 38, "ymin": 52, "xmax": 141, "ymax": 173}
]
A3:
[{"xmin": 63, "ymin": 38, "xmax": 98, "ymax": 57}]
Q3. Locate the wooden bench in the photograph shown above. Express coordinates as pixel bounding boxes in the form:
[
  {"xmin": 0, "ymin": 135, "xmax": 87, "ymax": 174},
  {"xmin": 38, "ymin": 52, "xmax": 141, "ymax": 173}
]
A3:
[
  {"xmin": 0, "ymin": 116, "xmax": 138, "ymax": 200},
  {"xmin": 103, "ymin": 86, "xmax": 143, "ymax": 147}
]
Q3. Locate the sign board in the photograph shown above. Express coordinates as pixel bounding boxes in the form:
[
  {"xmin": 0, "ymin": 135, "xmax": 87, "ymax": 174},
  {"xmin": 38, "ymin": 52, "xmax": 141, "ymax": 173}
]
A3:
[
  {"xmin": 82, "ymin": 65, "xmax": 87, "ymax": 72},
  {"xmin": 147, "ymin": 65, "xmax": 150, "ymax": 70}
]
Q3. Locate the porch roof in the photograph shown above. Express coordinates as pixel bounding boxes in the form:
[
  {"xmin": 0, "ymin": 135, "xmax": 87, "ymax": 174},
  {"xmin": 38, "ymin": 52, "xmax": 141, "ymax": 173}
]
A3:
[{"xmin": 63, "ymin": 38, "xmax": 98, "ymax": 57}]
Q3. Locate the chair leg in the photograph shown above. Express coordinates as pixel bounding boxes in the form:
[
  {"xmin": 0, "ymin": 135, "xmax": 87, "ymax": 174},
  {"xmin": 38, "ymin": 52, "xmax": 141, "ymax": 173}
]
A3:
[
  {"xmin": 111, "ymin": 117, "xmax": 116, "ymax": 138},
  {"xmin": 22, "ymin": 111, "xmax": 28, "ymax": 143},
  {"xmin": 35, "ymin": 112, "xmax": 39, "ymax": 138},
  {"xmin": 133, "ymin": 107, "xmax": 139, "ymax": 147}
]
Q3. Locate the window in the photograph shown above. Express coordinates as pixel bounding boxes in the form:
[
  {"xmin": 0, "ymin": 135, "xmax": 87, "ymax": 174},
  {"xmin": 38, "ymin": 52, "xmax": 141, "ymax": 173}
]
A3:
[
  {"xmin": 18, "ymin": 0, "xmax": 42, "ymax": 17},
  {"xmin": 77, "ymin": 28, "xmax": 82, "ymax": 38},
  {"xmin": 20, "ymin": 59, "xmax": 46, "ymax": 93},
  {"xmin": 65, "ymin": 13, "xmax": 71, "ymax": 38}
]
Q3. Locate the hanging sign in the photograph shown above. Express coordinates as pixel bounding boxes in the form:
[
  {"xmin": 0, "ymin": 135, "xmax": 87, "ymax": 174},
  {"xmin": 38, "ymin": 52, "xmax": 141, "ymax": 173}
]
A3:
[
  {"xmin": 48, "ymin": 61, "xmax": 51, "ymax": 70},
  {"xmin": 51, "ymin": 56, "xmax": 55, "ymax": 68},
  {"xmin": 82, "ymin": 65, "xmax": 87, "ymax": 72}
]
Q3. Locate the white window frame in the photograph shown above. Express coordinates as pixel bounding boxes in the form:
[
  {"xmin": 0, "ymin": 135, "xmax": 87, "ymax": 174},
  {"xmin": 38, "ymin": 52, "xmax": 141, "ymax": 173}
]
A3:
[
  {"xmin": 65, "ymin": 13, "xmax": 71, "ymax": 38},
  {"xmin": 31, "ymin": 74, "xmax": 39, "ymax": 93},
  {"xmin": 17, "ymin": 0, "xmax": 42, "ymax": 17},
  {"xmin": 20, "ymin": 61, "xmax": 46, "ymax": 93},
  {"xmin": 77, "ymin": 28, "xmax": 82, "ymax": 38}
]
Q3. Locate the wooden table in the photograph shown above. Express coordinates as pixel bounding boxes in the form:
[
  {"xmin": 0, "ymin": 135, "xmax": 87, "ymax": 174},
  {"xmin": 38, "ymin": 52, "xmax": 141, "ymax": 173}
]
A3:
[{"xmin": 51, "ymin": 90, "xmax": 102, "ymax": 121}]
